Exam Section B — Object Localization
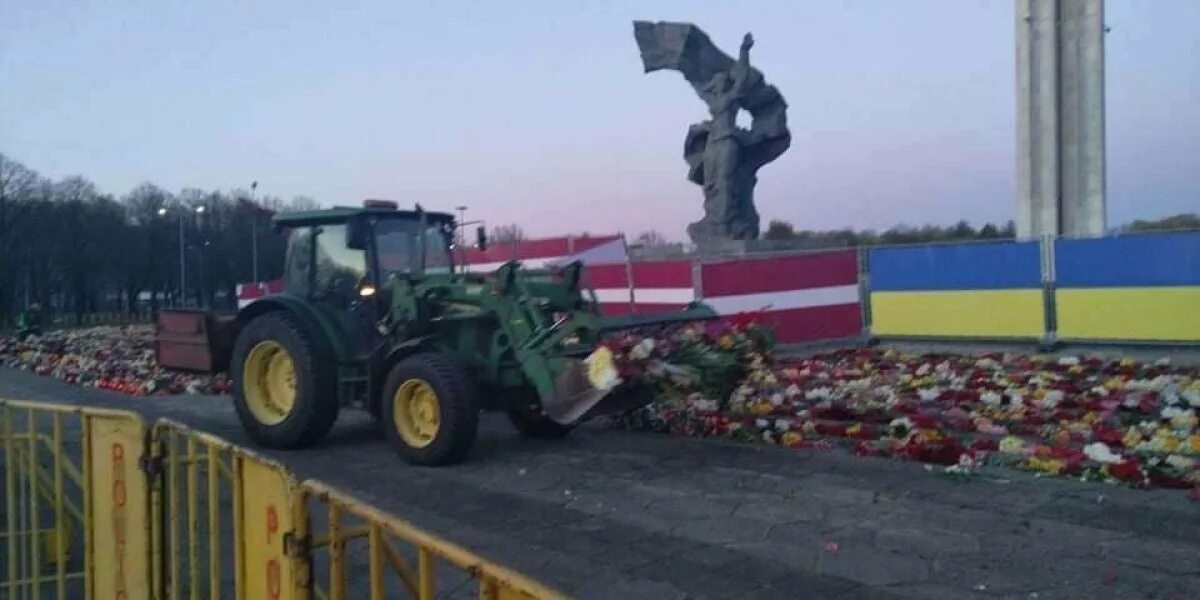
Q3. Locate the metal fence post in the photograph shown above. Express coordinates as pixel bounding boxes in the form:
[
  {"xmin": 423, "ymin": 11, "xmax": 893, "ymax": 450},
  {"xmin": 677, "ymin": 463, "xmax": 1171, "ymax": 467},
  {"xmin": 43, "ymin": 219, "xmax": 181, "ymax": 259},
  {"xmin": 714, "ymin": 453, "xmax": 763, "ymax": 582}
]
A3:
[
  {"xmin": 622, "ymin": 234, "xmax": 636, "ymax": 313},
  {"xmin": 857, "ymin": 247, "xmax": 873, "ymax": 342},
  {"xmin": 691, "ymin": 257, "xmax": 704, "ymax": 302},
  {"xmin": 1040, "ymin": 234, "xmax": 1058, "ymax": 349}
]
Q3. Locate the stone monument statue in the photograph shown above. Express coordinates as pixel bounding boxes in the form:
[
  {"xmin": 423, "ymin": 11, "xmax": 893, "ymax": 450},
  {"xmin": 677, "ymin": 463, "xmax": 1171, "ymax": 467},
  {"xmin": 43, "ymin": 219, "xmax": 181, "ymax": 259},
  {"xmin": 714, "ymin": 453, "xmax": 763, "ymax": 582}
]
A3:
[{"xmin": 633, "ymin": 21, "xmax": 791, "ymax": 248}]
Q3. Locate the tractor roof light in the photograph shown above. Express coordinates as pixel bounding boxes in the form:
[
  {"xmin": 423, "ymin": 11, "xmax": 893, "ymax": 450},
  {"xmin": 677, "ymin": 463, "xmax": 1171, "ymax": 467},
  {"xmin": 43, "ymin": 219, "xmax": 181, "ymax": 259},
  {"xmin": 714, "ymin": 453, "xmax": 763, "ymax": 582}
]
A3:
[{"xmin": 363, "ymin": 199, "xmax": 398, "ymax": 210}]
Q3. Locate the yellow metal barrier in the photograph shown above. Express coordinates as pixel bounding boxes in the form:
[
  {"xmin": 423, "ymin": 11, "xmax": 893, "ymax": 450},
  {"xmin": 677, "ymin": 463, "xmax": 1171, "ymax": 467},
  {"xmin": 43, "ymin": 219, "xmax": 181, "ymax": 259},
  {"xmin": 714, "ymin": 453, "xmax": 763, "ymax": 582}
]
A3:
[
  {"xmin": 150, "ymin": 419, "xmax": 300, "ymax": 600},
  {"xmin": 298, "ymin": 480, "xmax": 567, "ymax": 600},
  {"xmin": 1, "ymin": 399, "xmax": 149, "ymax": 600},
  {"xmin": 2, "ymin": 402, "xmax": 568, "ymax": 599}
]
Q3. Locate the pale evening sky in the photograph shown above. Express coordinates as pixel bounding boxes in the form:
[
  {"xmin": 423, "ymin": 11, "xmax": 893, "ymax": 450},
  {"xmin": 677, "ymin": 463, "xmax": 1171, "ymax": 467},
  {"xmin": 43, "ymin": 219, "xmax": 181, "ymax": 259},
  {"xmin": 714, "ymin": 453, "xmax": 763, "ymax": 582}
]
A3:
[{"xmin": 2, "ymin": 1, "xmax": 1197, "ymax": 240}]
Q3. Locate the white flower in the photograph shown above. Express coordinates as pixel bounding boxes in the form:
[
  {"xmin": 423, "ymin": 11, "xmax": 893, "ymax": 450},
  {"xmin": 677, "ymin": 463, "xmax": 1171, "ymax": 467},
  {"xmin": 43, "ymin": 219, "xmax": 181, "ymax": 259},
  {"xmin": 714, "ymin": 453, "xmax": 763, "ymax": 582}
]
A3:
[
  {"xmin": 1184, "ymin": 390, "xmax": 1200, "ymax": 408},
  {"xmin": 769, "ymin": 393, "xmax": 785, "ymax": 407},
  {"xmin": 628, "ymin": 338, "xmax": 655, "ymax": 360},
  {"xmin": 755, "ymin": 418, "xmax": 770, "ymax": 429},
  {"xmin": 806, "ymin": 387, "xmax": 832, "ymax": 401},
  {"xmin": 918, "ymin": 388, "xmax": 941, "ymax": 402},
  {"xmin": 1039, "ymin": 390, "xmax": 1064, "ymax": 410},
  {"xmin": 784, "ymin": 384, "xmax": 803, "ymax": 399},
  {"xmin": 981, "ymin": 391, "xmax": 1003, "ymax": 407},
  {"xmin": 1007, "ymin": 392, "xmax": 1025, "ymax": 409},
  {"xmin": 1165, "ymin": 455, "xmax": 1196, "ymax": 470},
  {"xmin": 774, "ymin": 419, "xmax": 791, "ymax": 432},
  {"xmin": 692, "ymin": 398, "xmax": 718, "ymax": 412},
  {"xmin": 1083, "ymin": 442, "xmax": 1123, "ymax": 464},
  {"xmin": 1090, "ymin": 386, "xmax": 1109, "ymax": 397},
  {"xmin": 888, "ymin": 417, "xmax": 914, "ymax": 436},
  {"xmin": 916, "ymin": 363, "xmax": 931, "ymax": 376},
  {"xmin": 1057, "ymin": 356, "xmax": 1080, "ymax": 366}
]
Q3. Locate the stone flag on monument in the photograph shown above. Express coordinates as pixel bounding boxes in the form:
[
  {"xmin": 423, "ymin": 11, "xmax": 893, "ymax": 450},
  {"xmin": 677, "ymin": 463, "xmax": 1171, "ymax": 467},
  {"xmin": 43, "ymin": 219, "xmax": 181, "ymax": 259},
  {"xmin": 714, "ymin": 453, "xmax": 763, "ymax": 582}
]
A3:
[{"xmin": 633, "ymin": 21, "xmax": 791, "ymax": 248}]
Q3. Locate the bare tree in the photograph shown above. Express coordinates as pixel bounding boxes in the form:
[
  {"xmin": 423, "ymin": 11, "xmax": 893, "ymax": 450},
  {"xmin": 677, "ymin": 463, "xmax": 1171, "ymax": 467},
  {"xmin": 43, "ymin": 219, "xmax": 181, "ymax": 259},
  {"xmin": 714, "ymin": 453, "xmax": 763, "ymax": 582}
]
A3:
[
  {"xmin": 490, "ymin": 224, "xmax": 525, "ymax": 243},
  {"xmin": 634, "ymin": 230, "xmax": 670, "ymax": 248},
  {"xmin": 0, "ymin": 154, "xmax": 40, "ymax": 322}
]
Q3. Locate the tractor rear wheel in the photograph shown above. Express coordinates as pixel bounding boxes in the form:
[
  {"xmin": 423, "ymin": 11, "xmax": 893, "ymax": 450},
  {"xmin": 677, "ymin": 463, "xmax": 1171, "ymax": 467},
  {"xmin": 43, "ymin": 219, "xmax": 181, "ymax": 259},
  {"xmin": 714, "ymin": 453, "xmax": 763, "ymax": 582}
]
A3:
[
  {"xmin": 230, "ymin": 312, "xmax": 338, "ymax": 449},
  {"xmin": 507, "ymin": 410, "xmax": 576, "ymax": 439},
  {"xmin": 381, "ymin": 352, "xmax": 478, "ymax": 465}
]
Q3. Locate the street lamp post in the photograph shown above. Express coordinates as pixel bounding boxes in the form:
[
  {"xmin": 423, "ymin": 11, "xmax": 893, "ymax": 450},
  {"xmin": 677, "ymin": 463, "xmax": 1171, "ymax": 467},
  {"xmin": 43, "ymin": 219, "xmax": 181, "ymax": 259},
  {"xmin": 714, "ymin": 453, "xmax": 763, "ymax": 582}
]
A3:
[
  {"xmin": 158, "ymin": 204, "xmax": 206, "ymax": 307},
  {"xmin": 250, "ymin": 181, "xmax": 259, "ymax": 283}
]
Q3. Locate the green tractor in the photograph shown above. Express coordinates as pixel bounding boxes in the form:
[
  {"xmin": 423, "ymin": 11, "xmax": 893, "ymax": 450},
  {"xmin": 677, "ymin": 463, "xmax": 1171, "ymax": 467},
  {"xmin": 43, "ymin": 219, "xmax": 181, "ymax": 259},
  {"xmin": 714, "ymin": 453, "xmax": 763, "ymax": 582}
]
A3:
[{"xmin": 217, "ymin": 200, "xmax": 712, "ymax": 465}]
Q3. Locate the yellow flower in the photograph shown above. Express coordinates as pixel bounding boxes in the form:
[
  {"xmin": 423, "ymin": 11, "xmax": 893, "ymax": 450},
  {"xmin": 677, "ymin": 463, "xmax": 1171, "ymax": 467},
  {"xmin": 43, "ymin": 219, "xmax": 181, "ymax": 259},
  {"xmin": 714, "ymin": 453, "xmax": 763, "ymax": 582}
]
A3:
[
  {"xmin": 719, "ymin": 335, "xmax": 734, "ymax": 349},
  {"xmin": 1026, "ymin": 457, "xmax": 1065, "ymax": 474},
  {"xmin": 584, "ymin": 346, "xmax": 621, "ymax": 391},
  {"xmin": 999, "ymin": 436, "xmax": 1025, "ymax": 454},
  {"xmin": 753, "ymin": 402, "xmax": 773, "ymax": 416},
  {"xmin": 802, "ymin": 421, "xmax": 818, "ymax": 436},
  {"xmin": 1123, "ymin": 428, "xmax": 1144, "ymax": 448},
  {"xmin": 782, "ymin": 431, "xmax": 803, "ymax": 446},
  {"xmin": 1104, "ymin": 378, "xmax": 1124, "ymax": 390},
  {"xmin": 846, "ymin": 424, "xmax": 863, "ymax": 437},
  {"xmin": 1190, "ymin": 436, "xmax": 1200, "ymax": 455}
]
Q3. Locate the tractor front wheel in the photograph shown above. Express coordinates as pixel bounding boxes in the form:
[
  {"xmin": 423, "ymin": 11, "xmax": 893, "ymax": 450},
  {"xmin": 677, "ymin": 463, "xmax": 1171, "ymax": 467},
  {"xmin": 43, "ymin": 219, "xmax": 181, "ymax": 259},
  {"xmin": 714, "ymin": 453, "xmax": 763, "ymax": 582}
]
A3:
[
  {"xmin": 381, "ymin": 353, "xmax": 479, "ymax": 466},
  {"xmin": 230, "ymin": 312, "xmax": 338, "ymax": 449}
]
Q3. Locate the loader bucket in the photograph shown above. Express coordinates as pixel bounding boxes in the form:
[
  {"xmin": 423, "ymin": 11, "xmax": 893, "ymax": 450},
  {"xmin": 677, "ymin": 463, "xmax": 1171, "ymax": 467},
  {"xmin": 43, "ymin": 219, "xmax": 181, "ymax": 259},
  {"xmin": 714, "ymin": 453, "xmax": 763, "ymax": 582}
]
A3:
[{"xmin": 540, "ymin": 347, "xmax": 626, "ymax": 424}]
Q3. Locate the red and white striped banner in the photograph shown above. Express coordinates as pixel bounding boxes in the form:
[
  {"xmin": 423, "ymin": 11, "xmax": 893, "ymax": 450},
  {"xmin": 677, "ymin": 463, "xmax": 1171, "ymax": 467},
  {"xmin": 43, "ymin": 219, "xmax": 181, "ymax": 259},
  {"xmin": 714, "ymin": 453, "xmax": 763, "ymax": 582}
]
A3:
[
  {"xmin": 700, "ymin": 251, "xmax": 862, "ymax": 343},
  {"xmin": 236, "ymin": 280, "xmax": 284, "ymax": 309},
  {"xmin": 460, "ymin": 235, "xmax": 626, "ymax": 272},
  {"xmin": 234, "ymin": 238, "xmax": 862, "ymax": 344},
  {"xmin": 629, "ymin": 259, "xmax": 695, "ymax": 314}
]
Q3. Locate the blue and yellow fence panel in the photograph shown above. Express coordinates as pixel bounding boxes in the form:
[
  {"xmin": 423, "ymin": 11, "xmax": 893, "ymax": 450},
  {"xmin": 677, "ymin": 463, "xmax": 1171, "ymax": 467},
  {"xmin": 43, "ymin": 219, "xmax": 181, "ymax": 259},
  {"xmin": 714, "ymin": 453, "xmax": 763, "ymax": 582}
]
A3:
[
  {"xmin": 867, "ymin": 241, "xmax": 1046, "ymax": 339},
  {"xmin": 1055, "ymin": 232, "xmax": 1200, "ymax": 342}
]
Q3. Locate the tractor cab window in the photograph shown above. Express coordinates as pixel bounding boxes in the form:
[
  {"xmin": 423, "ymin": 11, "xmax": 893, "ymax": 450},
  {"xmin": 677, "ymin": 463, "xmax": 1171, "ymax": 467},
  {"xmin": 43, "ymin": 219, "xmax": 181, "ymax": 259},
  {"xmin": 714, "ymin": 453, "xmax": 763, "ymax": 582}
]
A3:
[
  {"xmin": 374, "ymin": 219, "xmax": 454, "ymax": 276},
  {"xmin": 284, "ymin": 227, "xmax": 315, "ymax": 296},
  {"xmin": 313, "ymin": 224, "xmax": 367, "ymax": 301}
]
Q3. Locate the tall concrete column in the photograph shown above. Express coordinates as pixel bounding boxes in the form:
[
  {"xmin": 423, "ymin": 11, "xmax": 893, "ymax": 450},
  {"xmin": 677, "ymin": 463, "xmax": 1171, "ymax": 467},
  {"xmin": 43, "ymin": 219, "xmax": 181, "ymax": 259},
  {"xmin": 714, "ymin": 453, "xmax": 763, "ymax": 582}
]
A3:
[{"xmin": 1016, "ymin": 0, "xmax": 1106, "ymax": 238}]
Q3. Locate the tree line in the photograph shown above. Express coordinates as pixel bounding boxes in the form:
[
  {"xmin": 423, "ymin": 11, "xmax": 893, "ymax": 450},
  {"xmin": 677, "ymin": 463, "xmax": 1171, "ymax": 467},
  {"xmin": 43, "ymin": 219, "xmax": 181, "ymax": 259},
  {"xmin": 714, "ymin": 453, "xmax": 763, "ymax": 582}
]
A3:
[{"xmin": 0, "ymin": 152, "xmax": 316, "ymax": 324}]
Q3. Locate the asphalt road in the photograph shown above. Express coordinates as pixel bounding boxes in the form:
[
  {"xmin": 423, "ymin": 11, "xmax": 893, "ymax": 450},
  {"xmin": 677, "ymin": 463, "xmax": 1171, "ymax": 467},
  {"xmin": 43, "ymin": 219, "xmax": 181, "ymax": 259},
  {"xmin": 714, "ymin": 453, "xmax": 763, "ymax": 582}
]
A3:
[{"xmin": 1, "ymin": 367, "xmax": 1198, "ymax": 599}]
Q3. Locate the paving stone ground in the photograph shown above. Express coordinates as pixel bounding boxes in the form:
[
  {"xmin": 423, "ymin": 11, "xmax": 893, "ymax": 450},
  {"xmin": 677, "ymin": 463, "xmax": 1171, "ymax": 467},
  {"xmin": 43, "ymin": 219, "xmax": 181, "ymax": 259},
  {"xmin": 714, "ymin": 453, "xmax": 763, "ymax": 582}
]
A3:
[{"xmin": 2, "ymin": 366, "xmax": 1197, "ymax": 599}]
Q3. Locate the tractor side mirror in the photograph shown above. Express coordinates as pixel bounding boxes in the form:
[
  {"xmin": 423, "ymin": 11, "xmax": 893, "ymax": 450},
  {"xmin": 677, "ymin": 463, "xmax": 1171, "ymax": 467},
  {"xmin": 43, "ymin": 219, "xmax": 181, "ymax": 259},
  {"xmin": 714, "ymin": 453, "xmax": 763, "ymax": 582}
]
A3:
[
  {"xmin": 346, "ymin": 216, "xmax": 368, "ymax": 250},
  {"xmin": 475, "ymin": 226, "xmax": 488, "ymax": 251}
]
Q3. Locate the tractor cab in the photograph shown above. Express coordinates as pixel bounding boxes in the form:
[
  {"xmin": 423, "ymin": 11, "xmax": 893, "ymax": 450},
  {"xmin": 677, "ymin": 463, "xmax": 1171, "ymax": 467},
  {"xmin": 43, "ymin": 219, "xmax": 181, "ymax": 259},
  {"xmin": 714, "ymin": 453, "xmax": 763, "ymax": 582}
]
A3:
[{"xmin": 268, "ymin": 200, "xmax": 470, "ymax": 358}]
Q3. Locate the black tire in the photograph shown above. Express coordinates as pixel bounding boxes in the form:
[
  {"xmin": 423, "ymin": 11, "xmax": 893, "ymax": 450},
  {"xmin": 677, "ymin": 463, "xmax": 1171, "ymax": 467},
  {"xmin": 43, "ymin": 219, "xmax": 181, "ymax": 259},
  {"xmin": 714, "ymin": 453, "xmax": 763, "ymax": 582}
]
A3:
[
  {"xmin": 507, "ymin": 410, "xmax": 576, "ymax": 439},
  {"xmin": 381, "ymin": 352, "xmax": 478, "ymax": 465},
  {"xmin": 230, "ymin": 312, "xmax": 338, "ymax": 449}
]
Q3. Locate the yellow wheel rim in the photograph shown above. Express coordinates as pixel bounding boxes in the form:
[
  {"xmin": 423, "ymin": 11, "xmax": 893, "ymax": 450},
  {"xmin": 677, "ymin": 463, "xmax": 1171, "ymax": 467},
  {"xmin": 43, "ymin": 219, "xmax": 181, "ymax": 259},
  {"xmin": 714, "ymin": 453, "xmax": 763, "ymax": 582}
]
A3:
[
  {"xmin": 242, "ymin": 341, "xmax": 297, "ymax": 426},
  {"xmin": 392, "ymin": 379, "xmax": 440, "ymax": 449}
]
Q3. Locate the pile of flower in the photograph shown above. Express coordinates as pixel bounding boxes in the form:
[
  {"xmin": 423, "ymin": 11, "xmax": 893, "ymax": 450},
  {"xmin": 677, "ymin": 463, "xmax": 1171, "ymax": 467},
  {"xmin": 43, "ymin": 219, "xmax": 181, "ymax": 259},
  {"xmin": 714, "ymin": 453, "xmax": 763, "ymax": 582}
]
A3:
[
  {"xmin": 0, "ymin": 326, "xmax": 231, "ymax": 396},
  {"xmin": 608, "ymin": 320, "xmax": 1200, "ymax": 493}
]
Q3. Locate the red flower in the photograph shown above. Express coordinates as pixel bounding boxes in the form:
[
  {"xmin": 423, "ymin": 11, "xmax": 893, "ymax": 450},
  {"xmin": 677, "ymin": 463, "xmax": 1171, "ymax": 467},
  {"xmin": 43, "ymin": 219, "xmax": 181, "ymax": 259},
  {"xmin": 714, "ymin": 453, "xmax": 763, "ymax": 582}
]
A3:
[
  {"xmin": 1137, "ymin": 394, "xmax": 1159, "ymax": 415},
  {"xmin": 1148, "ymin": 472, "xmax": 1193, "ymax": 490},
  {"xmin": 1094, "ymin": 427, "xmax": 1124, "ymax": 447},
  {"xmin": 970, "ymin": 438, "xmax": 999, "ymax": 452},
  {"xmin": 909, "ymin": 413, "xmax": 940, "ymax": 429},
  {"xmin": 1108, "ymin": 459, "xmax": 1145, "ymax": 484},
  {"xmin": 816, "ymin": 422, "xmax": 848, "ymax": 437}
]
